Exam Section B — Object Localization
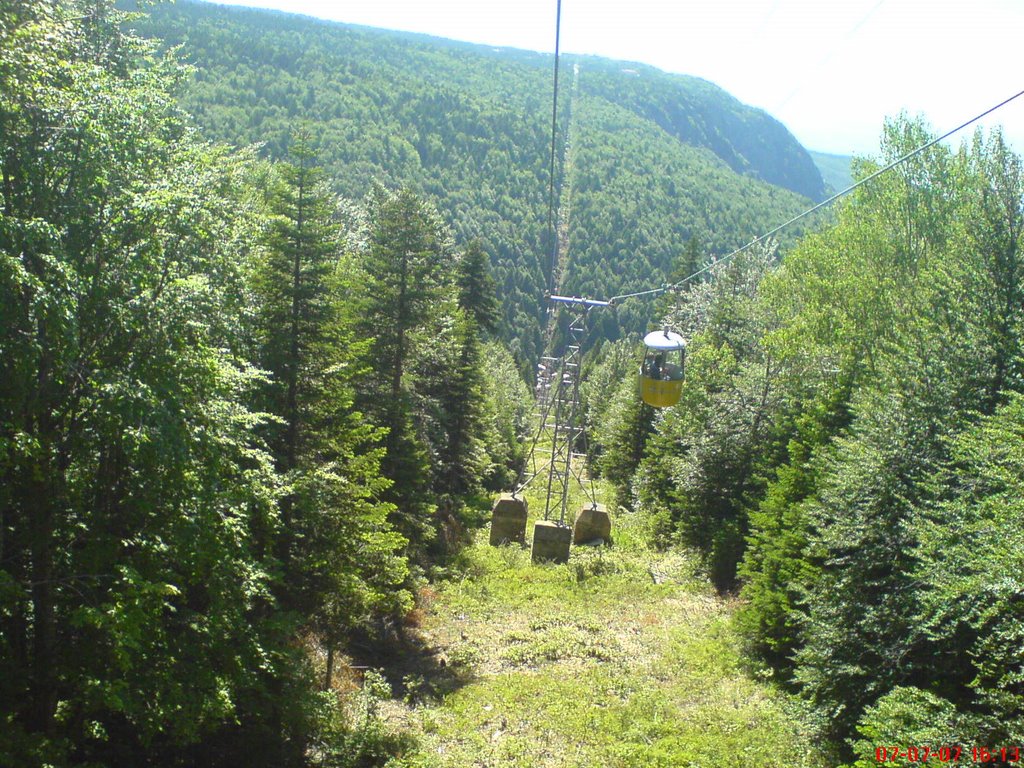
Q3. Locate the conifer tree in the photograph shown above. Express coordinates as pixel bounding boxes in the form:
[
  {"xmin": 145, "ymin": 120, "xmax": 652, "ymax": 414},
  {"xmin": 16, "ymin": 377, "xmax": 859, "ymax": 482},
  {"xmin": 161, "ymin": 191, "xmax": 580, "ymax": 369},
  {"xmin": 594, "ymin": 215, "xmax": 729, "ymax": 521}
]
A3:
[
  {"xmin": 439, "ymin": 241, "xmax": 499, "ymax": 499},
  {"xmin": 362, "ymin": 186, "xmax": 450, "ymax": 406},
  {"xmin": 909, "ymin": 393, "xmax": 1024, "ymax": 742},
  {"xmin": 438, "ymin": 302, "xmax": 486, "ymax": 501},
  {"xmin": 356, "ymin": 187, "xmax": 452, "ymax": 554},
  {"xmin": 596, "ymin": 376, "xmax": 654, "ymax": 510},
  {"xmin": 257, "ymin": 130, "xmax": 336, "ymax": 474},
  {"xmin": 253, "ymin": 133, "xmax": 409, "ymax": 632},
  {"xmin": 456, "ymin": 240, "xmax": 498, "ymax": 333}
]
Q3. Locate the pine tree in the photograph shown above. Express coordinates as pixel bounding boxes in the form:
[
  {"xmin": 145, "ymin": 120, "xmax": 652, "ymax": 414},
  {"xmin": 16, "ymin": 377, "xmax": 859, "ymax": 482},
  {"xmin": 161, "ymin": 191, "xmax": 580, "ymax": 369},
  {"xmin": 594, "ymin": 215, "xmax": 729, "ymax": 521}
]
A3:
[
  {"xmin": 596, "ymin": 376, "xmax": 654, "ymax": 511},
  {"xmin": 439, "ymin": 240, "xmax": 500, "ymax": 499},
  {"xmin": 362, "ymin": 186, "xmax": 450, "ymax": 407},
  {"xmin": 256, "ymin": 130, "xmax": 336, "ymax": 475}
]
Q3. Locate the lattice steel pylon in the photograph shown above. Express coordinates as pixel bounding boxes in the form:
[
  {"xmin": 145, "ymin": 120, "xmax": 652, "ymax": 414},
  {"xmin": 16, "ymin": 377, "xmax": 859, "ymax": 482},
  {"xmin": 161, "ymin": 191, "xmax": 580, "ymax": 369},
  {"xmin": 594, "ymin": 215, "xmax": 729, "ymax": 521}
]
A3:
[{"xmin": 516, "ymin": 295, "xmax": 607, "ymax": 524}]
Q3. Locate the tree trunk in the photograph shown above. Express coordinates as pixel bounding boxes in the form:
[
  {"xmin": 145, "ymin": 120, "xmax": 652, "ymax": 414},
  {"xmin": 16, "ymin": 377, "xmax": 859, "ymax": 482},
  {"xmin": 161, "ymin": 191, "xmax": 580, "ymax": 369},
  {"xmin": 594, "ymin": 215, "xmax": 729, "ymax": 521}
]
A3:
[{"xmin": 324, "ymin": 646, "xmax": 334, "ymax": 691}]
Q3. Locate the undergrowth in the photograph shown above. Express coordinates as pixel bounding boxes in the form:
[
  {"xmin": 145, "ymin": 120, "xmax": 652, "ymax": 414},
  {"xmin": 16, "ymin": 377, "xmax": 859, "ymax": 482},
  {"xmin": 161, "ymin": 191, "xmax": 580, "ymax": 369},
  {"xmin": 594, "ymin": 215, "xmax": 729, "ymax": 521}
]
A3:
[{"xmin": 348, "ymin": 483, "xmax": 831, "ymax": 767}]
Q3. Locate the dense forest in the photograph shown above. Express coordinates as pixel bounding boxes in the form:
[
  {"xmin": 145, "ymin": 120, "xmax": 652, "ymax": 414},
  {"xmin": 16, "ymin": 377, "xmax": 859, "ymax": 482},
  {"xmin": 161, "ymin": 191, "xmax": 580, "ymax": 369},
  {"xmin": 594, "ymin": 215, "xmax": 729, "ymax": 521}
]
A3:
[
  {"xmin": 586, "ymin": 120, "xmax": 1024, "ymax": 756},
  {"xmin": 0, "ymin": 3, "xmax": 531, "ymax": 764},
  {"xmin": 125, "ymin": 0, "xmax": 826, "ymax": 362},
  {"xmin": 4, "ymin": 1, "xmax": 1024, "ymax": 766}
]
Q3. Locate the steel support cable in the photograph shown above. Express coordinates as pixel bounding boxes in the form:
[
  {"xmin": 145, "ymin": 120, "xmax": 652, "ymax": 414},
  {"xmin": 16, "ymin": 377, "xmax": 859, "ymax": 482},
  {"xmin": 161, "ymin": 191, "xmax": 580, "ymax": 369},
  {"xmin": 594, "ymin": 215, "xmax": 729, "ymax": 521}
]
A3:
[
  {"xmin": 511, "ymin": 0, "xmax": 570, "ymax": 503},
  {"xmin": 511, "ymin": 0, "xmax": 565, "ymax": 500},
  {"xmin": 544, "ymin": 0, "xmax": 563, "ymax": 297},
  {"xmin": 608, "ymin": 87, "xmax": 1024, "ymax": 306}
]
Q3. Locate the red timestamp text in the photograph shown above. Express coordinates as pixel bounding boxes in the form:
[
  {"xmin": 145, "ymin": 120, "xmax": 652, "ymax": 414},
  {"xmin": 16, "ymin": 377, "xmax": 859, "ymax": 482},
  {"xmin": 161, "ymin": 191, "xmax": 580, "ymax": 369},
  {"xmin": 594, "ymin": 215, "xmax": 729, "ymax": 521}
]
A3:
[{"xmin": 875, "ymin": 746, "xmax": 1021, "ymax": 763}]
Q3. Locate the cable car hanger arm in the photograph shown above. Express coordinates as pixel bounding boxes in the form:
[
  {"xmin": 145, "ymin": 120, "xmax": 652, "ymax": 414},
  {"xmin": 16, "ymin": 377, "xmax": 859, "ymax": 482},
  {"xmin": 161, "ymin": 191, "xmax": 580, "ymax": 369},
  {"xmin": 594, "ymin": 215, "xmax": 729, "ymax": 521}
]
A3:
[{"xmin": 548, "ymin": 294, "xmax": 612, "ymax": 308}]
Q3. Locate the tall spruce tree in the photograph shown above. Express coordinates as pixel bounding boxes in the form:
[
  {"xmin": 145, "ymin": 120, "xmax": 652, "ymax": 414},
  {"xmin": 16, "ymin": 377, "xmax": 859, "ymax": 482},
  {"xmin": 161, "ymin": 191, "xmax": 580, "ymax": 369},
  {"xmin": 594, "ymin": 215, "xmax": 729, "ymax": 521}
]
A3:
[
  {"xmin": 356, "ymin": 187, "xmax": 452, "ymax": 555},
  {"xmin": 362, "ymin": 186, "xmax": 449, "ymax": 407},
  {"xmin": 257, "ymin": 130, "xmax": 336, "ymax": 476},
  {"xmin": 456, "ymin": 240, "xmax": 498, "ymax": 333},
  {"xmin": 440, "ymin": 241, "xmax": 499, "ymax": 499},
  {"xmin": 253, "ymin": 134, "xmax": 409, "ymax": 636},
  {"xmin": 354, "ymin": 189, "xmax": 500, "ymax": 556}
]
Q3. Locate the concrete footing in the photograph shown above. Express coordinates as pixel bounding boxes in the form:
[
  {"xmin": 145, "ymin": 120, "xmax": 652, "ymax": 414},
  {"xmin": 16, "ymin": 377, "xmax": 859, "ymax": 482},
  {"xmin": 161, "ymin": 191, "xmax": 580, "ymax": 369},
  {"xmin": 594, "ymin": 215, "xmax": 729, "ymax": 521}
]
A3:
[
  {"xmin": 531, "ymin": 520, "xmax": 572, "ymax": 563},
  {"xmin": 573, "ymin": 502, "xmax": 611, "ymax": 544},
  {"xmin": 489, "ymin": 493, "xmax": 528, "ymax": 546}
]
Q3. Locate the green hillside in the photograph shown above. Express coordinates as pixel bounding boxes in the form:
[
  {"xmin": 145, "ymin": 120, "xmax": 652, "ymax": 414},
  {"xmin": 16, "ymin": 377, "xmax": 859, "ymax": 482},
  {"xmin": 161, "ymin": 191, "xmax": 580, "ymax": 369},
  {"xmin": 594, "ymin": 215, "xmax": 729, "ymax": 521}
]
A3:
[
  {"xmin": 809, "ymin": 149, "xmax": 854, "ymax": 193},
  {"xmin": 126, "ymin": 0, "xmax": 824, "ymax": 361},
  {"xmin": 7, "ymin": 4, "xmax": 1024, "ymax": 766}
]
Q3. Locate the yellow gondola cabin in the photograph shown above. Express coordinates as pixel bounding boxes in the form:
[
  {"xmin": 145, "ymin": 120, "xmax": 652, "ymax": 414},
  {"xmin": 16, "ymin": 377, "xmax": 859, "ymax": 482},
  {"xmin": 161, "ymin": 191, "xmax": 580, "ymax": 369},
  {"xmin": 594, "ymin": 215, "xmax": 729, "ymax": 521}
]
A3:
[{"xmin": 639, "ymin": 329, "xmax": 686, "ymax": 407}]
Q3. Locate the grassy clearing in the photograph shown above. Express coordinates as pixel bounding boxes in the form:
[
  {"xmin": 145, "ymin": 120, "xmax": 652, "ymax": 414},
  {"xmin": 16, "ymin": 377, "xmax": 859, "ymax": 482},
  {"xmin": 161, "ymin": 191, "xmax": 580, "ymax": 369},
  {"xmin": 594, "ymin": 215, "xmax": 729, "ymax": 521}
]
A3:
[{"xmin": 368, "ymin": 484, "xmax": 827, "ymax": 767}]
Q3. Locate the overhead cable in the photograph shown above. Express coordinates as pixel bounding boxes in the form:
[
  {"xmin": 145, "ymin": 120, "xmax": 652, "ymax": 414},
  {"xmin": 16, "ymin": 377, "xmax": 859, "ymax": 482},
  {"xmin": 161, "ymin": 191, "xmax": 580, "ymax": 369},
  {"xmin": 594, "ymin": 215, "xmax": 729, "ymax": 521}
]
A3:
[
  {"xmin": 544, "ymin": 0, "xmax": 563, "ymax": 296},
  {"xmin": 608, "ymin": 87, "xmax": 1024, "ymax": 305}
]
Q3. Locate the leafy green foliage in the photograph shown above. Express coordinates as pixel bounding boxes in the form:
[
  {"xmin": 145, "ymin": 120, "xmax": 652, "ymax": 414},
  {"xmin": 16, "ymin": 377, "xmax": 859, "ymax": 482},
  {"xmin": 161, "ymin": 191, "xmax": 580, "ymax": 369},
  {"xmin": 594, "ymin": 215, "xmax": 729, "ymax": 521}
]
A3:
[
  {"xmin": 0, "ymin": 3, "xmax": 301, "ymax": 763},
  {"xmin": 582, "ymin": 339, "xmax": 654, "ymax": 510},
  {"xmin": 630, "ymin": 246, "xmax": 784, "ymax": 588},
  {"xmin": 795, "ymin": 389, "xmax": 945, "ymax": 738},
  {"xmin": 788, "ymin": 121, "xmax": 1024, "ymax": 743},
  {"xmin": 848, "ymin": 687, "xmax": 965, "ymax": 767},
  {"xmin": 349, "ymin": 187, "xmax": 511, "ymax": 561},
  {"xmin": 735, "ymin": 429, "xmax": 820, "ymax": 669},
  {"xmin": 601, "ymin": 115, "xmax": 1024, "ymax": 753},
  {"xmin": 477, "ymin": 341, "xmax": 533, "ymax": 492},
  {"xmin": 0, "ymin": 4, "xmax": 511, "ymax": 765},
  {"xmin": 252, "ymin": 134, "xmax": 411, "ymax": 641},
  {"xmin": 912, "ymin": 394, "xmax": 1024, "ymax": 742}
]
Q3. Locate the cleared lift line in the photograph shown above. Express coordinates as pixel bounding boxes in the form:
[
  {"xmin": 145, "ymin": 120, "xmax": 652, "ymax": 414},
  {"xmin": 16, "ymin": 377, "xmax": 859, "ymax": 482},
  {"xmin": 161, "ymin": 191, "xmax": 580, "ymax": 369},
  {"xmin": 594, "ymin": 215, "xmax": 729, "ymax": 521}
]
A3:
[{"xmin": 510, "ymin": 86, "xmax": 1024, "ymax": 559}]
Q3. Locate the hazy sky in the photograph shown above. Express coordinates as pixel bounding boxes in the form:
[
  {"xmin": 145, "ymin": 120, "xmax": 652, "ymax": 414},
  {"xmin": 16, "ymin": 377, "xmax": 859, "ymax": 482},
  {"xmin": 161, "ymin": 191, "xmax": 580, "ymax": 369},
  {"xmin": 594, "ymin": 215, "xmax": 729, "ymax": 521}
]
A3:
[{"xmin": 205, "ymin": 0, "xmax": 1024, "ymax": 156}]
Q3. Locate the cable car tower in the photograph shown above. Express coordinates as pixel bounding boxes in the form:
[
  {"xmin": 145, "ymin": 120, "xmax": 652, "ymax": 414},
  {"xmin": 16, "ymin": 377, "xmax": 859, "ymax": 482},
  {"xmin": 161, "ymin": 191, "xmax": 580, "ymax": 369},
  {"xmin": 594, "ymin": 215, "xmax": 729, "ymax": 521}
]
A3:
[
  {"xmin": 502, "ymin": 293, "xmax": 687, "ymax": 563},
  {"xmin": 520, "ymin": 296, "xmax": 607, "ymax": 517},
  {"xmin": 489, "ymin": 0, "xmax": 667, "ymax": 562},
  {"xmin": 489, "ymin": 0, "xmax": 1024, "ymax": 565},
  {"xmin": 496, "ymin": 293, "xmax": 611, "ymax": 563}
]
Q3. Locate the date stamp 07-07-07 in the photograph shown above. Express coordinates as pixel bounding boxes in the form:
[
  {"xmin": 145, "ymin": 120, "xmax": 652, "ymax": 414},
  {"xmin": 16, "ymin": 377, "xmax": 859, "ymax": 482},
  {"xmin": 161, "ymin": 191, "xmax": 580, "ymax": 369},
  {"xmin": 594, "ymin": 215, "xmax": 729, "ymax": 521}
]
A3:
[{"xmin": 875, "ymin": 746, "xmax": 1021, "ymax": 763}]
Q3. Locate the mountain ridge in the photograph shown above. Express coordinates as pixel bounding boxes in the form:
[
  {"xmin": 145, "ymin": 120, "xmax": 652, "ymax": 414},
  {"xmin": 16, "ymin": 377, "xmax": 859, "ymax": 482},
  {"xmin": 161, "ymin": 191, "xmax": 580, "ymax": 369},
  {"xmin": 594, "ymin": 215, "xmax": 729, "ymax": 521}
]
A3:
[
  {"xmin": 127, "ymin": 0, "xmax": 825, "ymax": 360},
  {"xmin": 808, "ymin": 149, "xmax": 855, "ymax": 194},
  {"xmin": 165, "ymin": 0, "xmax": 825, "ymax": 201}
]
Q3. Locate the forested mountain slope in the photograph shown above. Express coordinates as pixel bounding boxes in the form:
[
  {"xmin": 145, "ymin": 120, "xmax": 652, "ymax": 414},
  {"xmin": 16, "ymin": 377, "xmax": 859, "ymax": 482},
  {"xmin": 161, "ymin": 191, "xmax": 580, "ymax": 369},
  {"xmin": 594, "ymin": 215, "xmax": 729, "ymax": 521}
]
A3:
[
  {"xmin": 126, "ymin": 0, "xmax": 824, "ymax": 361},
  {"xmin": 11, "ymin": 4, "xmax": 1024, "ymax": 765},
  {"xmin": 809, "ymin": 150, "xmax": 854, "ymax": 193}
]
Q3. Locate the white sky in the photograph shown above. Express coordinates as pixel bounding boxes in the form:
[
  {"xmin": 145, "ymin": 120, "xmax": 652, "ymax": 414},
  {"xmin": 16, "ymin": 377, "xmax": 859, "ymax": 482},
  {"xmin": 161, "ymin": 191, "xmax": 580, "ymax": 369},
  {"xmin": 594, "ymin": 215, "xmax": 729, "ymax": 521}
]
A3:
[{"xmin": 204, "ymin": 0, "xmax": 1024, "ymax": 156}]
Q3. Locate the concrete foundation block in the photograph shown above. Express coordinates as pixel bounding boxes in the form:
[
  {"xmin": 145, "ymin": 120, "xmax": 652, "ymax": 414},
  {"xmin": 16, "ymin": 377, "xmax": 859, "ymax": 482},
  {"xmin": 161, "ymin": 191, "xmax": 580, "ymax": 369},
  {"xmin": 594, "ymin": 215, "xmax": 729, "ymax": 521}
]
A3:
[
  {"xmin": 573, "ymin": 502, "xmax": 611, "ymax": 544},
  {"xmin": 489, "ymin": 493, "xmax": 528, "ymax": 546},
  {"xmin": 531, "ymin": 520, "xmax": 572, "ymax": 564}
]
